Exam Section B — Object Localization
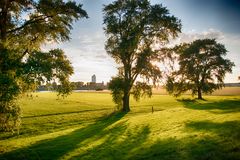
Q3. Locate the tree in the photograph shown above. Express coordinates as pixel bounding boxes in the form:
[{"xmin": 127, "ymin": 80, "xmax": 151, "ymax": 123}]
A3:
[
  {"xmin": 166, "ymin": 39, "xmax": 235, "ymax": 99},
  {"xmin": 103, "ymin": 0, "xmax": 181, "ymax": 112},
  {"xmin": 0, "ymin": 0, "xmax": 87, "ymax": 132}
]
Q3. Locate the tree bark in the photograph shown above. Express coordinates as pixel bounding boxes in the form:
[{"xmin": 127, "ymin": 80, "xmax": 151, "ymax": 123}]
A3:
[
  {"xmin": 122, "ymin": 90, "xmax": 130, "ymax": 112},
  {"xmin": 122, "ymin": 61, "xmax": 131, "ymax": 112},
  {"xmin": 0, "ymin": 0, "xmax": 8, "ymax": 42},
  {"xmin": 197, "ymin": 87, "xmax": 203, "ymax": 99}
]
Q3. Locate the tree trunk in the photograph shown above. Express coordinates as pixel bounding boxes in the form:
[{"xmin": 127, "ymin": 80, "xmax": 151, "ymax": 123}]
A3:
[
  {"xmin": 197, "ymin": 87, "xmax": 203, "ymax": 99},
  {"xmin": 0, "ymin": 0, "xmax": 8, "ymax": 41},
  {"xmin": 122, "ymin": 91, "xmax": 130, "ymax": 112},
  {"xmin": 122, "ymin": 62, "xmax": 131, "ymax": 112}
]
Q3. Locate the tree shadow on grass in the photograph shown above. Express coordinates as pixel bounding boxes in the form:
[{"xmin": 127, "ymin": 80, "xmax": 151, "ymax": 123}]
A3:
[
  {"xmin": 178, "ymin": 98, "xmax": 240, "ymax": 114},
  {"xmin": 185, "ymin": 120, "xmax": 240, "ymax": 140},
  {"xmin": 1, "ymin": 115, "xmax": 240, "ymax": 160},
  {"xmin": 72, "ymin": 124, "xmax": 151, "ymax": 160},
  {"xmin": 22, "ymin": 108, "xmax": 112, "ymax": 119},
  {"xmin": 0, "ymin": 112, "xmax": 127, "ymax": 160},
  {"xmin": 0, "ymin": 112, "xmax": 152, "ymax": 160},
  {"xmin": 127, "ymin": 120, "xmax": 240, "ymax": 160},
  {"xmin": 184, "ymin": 120, "xmax": 240, "ymax": 159}
]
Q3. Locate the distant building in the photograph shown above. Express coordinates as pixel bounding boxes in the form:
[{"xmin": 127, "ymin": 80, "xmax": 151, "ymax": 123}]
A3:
[
  {"xmin": 72, "ymin": 81, "xmax": 84, "ymax": 90},
  {"xmin": 91, "ymin": 74, "xmax": 96, "ymax": 83}
]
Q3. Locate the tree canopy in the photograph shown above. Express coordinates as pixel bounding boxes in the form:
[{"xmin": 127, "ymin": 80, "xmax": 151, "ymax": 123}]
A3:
[
  {"xmin": 166, "ymin": 39, "xmax": 235, "ymax": 99},
  {"xmin": 0, "ymin": 0, "xmax": 87, "ymax": 132},
  {"xmin": 103, "ymin": 0, "xmax": 181, "ymax": 111}
]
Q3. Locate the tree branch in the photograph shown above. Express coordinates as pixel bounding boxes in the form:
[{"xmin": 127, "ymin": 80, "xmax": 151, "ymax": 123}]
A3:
[
  {"xmin": 17, "ymin": 36, "xmax": 39, "ymax": 62},
  {"xmin": 7, "ymin": 15, "xmax": 53, "ymax": 34}
]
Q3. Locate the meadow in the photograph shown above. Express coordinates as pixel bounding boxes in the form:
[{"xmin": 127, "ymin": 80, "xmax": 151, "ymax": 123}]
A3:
[{"xmin": 0, "ymin": 88, "xmax": 240, "ymax": 160}]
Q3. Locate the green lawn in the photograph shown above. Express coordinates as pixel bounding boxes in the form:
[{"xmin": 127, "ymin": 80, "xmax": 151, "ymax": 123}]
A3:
[{"xmin": 0, "ymin": 92, "xmax": 240, "ymax": 160}]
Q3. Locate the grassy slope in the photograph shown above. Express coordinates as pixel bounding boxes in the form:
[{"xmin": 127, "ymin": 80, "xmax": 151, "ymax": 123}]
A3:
[{"xmin": 0, "ymin": 92, "xmax": 240, "ymax": 160}]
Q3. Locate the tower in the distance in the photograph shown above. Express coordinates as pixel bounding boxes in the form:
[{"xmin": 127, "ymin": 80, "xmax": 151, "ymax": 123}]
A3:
[{"xmin": 91, "ymin": 74, "xmax": 96, "ymax": 83}]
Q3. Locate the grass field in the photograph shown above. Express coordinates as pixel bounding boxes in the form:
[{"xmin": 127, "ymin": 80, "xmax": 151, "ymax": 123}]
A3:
[
  {"xmin": 0, "ymin": 89, "xmax": 240, "ymax": 160},
  {"xmin": 152, "ymin": 86, "xmax": 240, "ymax": 95}
]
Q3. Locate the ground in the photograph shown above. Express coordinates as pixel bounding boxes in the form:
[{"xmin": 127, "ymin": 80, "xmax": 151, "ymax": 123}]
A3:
[{"xmin": 0, "ymin": 89, "xmax": 240, "ymax": 160}]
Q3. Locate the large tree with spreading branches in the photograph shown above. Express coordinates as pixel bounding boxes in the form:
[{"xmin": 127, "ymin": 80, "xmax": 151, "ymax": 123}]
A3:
[
  {"xmin": 0, "ymin": 0, "xmax": 87, "ymax": 132},
  {"xmin": 103, "ymin": 0, "xmax": 181, "ymax": 112},
  {"xmin": 166, "ymin": 39, "xmax": 235, "ymax": 99}
]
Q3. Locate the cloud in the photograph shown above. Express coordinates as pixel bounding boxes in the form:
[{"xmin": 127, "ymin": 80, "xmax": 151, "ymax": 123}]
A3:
[
  {"xmin": 172, "ymin": 28, "xmax": 240, "ymax": 49},
  {"xmin": 42, "ymin": 30, "xmax": 117, "ymax": 82},
  {"xmin": 171, "ymin": 29, "xmax": 224, "ymax": 45},
  {"xmin": 42, "ymin": 31, "xmax": 109, "ymax": 61}
]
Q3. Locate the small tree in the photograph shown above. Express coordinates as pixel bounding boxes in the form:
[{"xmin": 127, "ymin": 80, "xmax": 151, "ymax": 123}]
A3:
[
  {"xmin": 0, "ymin": 0, "xmax": 87, "ymax": 132},
  {"xmin": 104, "ymin": 0, "xmax": 181, "ymax": 111},
  {"xmin": 166, "ymin": 39, "xmax": 235, "ymax": 99}
]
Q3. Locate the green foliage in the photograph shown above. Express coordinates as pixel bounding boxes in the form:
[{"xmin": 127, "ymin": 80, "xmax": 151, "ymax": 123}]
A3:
[
  {"xmin": 108, "ymin": 77, "xmax": 125, "ymax": 109},
  {"xmin": 0, "ymin": 101, "xmax": 21, "ymax": 133},
  {"xmin": 0, "ymin": 0, "xmax": 87, "ymax": 132},
  {"xmin": 103, "ymin": 0, "xmax": 181, "ymax": 111},
  {"xmin": 166, "ymin": 39, "xmax": 235, "ymax": 99},
  {"xmin": 132, "ymin": 82, "xmax": 152, "ymax": 101},
  {"xmin": 24, "ymin": 49, "xmax": 74, "ymax": 96},
  {"xmin": 166, "ymin": 76, "xmax": 189, "ymax": 97}
]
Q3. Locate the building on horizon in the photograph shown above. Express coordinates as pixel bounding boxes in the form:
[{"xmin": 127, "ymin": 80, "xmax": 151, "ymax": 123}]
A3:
[{"xmin": 91, "ymin": 74, "xmax": 96, "ymax": 83}]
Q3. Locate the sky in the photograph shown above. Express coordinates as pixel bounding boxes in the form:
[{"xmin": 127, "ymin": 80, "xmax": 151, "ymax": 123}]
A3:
[{"xmin": 44, "ymin": 0, "xmax": 240, "ymax": 83}]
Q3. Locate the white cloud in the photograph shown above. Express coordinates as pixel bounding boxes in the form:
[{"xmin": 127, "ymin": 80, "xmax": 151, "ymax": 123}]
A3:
[
  {"xmin": 41, "ymin": 31, "xmax": 117, "ymax": 83},
  {"xmin": 171, "ymin": 28, "xmax": 224, "ymax": 45}
]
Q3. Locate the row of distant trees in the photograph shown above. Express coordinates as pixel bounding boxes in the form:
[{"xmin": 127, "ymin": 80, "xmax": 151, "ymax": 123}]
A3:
[
  {"xmin": 37, "ymin": 82, "xmax": 108, "ymax": 91},
  {"xmin": 0, "ymin": 0, "xmax": 236, "ymax": 132}
]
